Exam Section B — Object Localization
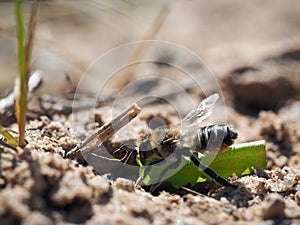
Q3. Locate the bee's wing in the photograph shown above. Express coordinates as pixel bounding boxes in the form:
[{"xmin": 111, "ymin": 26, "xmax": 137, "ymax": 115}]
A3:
[{"xmin": 180, "ymin": 93, "xmax": 219, "ymax": 130}]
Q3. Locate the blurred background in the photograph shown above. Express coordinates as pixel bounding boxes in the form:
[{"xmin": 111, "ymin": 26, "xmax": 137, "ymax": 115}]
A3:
[{"xmin": 0, "ymin": 0, "xmax": 300, "ymax": 96}]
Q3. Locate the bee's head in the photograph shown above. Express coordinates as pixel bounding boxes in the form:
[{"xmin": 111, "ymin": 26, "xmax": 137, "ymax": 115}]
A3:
[
  {"xmin": 139, "ymin": 136, "xmax": 163, "ymax": 165},
  {"xmin": 223, "ymin": 127, "xmax": 238, "ymax": 146},
  {"xmin": 139, "ymin": 137, "xmax": 152, "ymax": 163}
]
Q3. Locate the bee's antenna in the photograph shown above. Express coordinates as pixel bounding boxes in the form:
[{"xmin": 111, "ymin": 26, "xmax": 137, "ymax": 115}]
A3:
[
  {"xmin": 91, "ymin": 153, "xmax": 122, "ymax": 162},
  {"xmin": 113, "ymin": 143, "xmax": 137, "ymax": 154}
]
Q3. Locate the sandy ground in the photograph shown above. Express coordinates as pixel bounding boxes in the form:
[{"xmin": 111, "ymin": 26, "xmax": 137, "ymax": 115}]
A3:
[{"xmin": 1, "ymin": 1, "xmax": 300, "ymax": 225}]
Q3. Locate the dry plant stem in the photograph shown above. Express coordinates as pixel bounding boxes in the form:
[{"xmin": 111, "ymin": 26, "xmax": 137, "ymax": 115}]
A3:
[
  {"xmin": 66, "ymin": 104, "xmax": 141, "ymax": 162},
  {"xmin": 180, "ymin": 186, "xmax": 206, "ymax": 197},
  {"xmin": 25, "ymin": 0, "xmax": 38, "ymax": 78},
  {"xmin": 115, "ymin": 4, "xmax": 170, "ymax": 90}
]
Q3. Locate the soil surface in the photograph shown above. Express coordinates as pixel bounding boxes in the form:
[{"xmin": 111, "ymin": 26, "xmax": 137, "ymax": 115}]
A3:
[
  {"xmin": 1, "ymin": 55, "xmax": 300, "ymax": 224},
  {"xmin": 1, "ymin": 1, "xmax": 300, "ymax": 225}
]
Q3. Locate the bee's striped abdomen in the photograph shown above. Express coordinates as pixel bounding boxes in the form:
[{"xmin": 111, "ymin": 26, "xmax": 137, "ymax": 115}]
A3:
[{"xmin": 199, "ymin": 125, "xmax": 238, "ymax": 151}]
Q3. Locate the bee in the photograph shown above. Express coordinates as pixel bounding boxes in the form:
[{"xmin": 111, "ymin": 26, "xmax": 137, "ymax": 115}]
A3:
[{"xmin": 116, "ymin": 93, "xmax": 238, "ymax": 187}]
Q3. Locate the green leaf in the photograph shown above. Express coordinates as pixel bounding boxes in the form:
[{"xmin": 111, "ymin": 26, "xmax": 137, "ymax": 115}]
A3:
[
  {"xmin": 0, "ymin": 125, "xmax": 18, "ymax": 146},
  {"xmin": 139, "ymin": 140, "xmax": 267, "ymax": 187}
]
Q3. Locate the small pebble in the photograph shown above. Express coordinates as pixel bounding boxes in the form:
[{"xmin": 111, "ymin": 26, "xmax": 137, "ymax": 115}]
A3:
[
  {"xmin": 274, "ymin": 155, "xmax": 288, "ymax": 168},
  {"xmin": 115, "ymin": 177, "xmax": 135, "ymax": 192},
  {"xmin": 220, "ymin": 197, "xmax": 229, "ymax": 203},
  {"xmin": 58, "ymin": 137, "xmax": 66, "ymax": 145},
  {"xmin": 262, "ymin": 193, "xmax": 285, "ymax": 220}
]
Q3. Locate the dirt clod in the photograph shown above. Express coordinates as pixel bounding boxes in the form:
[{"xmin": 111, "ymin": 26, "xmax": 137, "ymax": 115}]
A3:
[
  {"xmin": 115, "ymin": 177, "xmax": 135, "ymax": 192},
  {"xmin": 262, "ymin": 193, "xmax": 286, "ymax": 220},
  {"xmin": 229, "ymin": 51, "xmax": 300, "ymax": 115}
]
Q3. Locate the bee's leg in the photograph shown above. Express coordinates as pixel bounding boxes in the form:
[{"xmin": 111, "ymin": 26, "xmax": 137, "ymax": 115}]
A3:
[
  {"xmin": 136, "ymin": 153, "xmax": 181, "ymax": 192},
  {"xmin": 148, "ymin": 156, "xmax": 182, "ymax": 193},
  {"xmin": 135, "ymin": 175, "xmax": 144, "ymax": 188},
  {"xmin": 112, "ymin": 143, "xmax": 137, "ymax": 165},
  {"xmin": 190, "ymin": 154, "xmax": 235, "ymax": 187},
  {"xmin": 123, "ymin": 150, "xmax": 135, "ymax": 164},
  {"xmin": 149, "ymin": 182, "xmax": 162, "ymax": 193},
  {"xmin": 113, "ymin": 143, "xmax": 137, "ymax": 154}
]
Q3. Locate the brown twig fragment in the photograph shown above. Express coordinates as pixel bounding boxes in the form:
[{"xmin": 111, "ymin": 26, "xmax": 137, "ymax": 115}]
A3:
[
  {"xmin": 66, "ymin": 104, "xmax": 142, "ymax": 162},
  {"xmin": 25, "ymin": 0, "xmax": 38, "ymax": 79},
  {"xmin": 115, "ymin": 4, "xmax": 170, "ymax": 90}
]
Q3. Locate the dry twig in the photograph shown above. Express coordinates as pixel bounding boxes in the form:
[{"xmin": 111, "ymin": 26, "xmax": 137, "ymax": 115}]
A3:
[{"xmin": 66, "ymin": 104, "xmax": 141, "ymax": 162}]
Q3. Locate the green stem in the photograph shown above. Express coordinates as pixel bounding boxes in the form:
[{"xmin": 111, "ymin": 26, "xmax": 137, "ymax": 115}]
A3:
[{"xmin": 15, "ymin": 0, "xmax": 27, "ymax": 147}]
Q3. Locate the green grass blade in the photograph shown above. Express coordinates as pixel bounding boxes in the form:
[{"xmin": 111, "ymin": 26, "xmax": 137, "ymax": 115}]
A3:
[
  {"xmin": 15, "ymin": 0, "xmax": 26, "ymax": 81},
  {"xmin": 140, "ymin": 140, "xmax": 267, "ymax": 187},
  {"xmin": 0, "ymin": 125, "xmax": 18, "ymax": 146},
  {"xmin": 15, "ymin": 0, "xmax": 29, "ymax": 147}
]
